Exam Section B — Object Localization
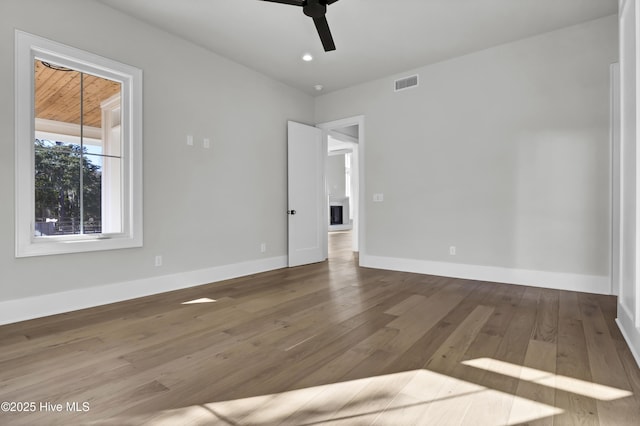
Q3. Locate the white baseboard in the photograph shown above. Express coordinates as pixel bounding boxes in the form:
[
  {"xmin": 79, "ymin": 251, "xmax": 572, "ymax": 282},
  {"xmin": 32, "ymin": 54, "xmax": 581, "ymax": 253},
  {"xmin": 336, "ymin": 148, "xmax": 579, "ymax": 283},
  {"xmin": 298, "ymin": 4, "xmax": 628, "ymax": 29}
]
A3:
[
  {"xmin": 616, "ymin": 302, "xmax": 640, "ymax": 369},
  {"xmin": 1, "ymin": 254, "xmax": 612, "ymax": 326},
  {"xmin": 0, "ymin": 255, "xmax": 288, "ymax": 326},
  {"xmin": 360, "ymin": 254, "xmax": 611, "ymax": 295}
]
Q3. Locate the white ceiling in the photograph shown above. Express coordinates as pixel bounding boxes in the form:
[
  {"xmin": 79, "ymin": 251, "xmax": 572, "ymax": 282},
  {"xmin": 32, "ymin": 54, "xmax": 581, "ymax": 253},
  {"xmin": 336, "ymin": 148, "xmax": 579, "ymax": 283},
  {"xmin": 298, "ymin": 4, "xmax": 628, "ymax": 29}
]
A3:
[{"xmin": 98, "ymin": 0, "xmax": 617, "ymax": 96}]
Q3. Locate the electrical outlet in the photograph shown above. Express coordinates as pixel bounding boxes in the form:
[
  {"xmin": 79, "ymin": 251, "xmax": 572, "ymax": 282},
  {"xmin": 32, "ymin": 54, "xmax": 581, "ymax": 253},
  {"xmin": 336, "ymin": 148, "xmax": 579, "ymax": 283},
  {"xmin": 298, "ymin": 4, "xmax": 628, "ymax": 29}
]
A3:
[
  {"xmin": 449, "ymin": 246, "xmax": 456, "ymax": 256},
  {"xmin": 155, "ymin": 255, "xmax": 163, "ymax": 267},
  {"xmin": 203, "ymin": 138, "xmax": 210, "ymax": 149},
  {"xmin": 373, "ymin": 193, "xmax": 384, "ymax": 202},
  {"xmin": 260, "ymin": 243, "xmax": 266, "ymax": 253}
]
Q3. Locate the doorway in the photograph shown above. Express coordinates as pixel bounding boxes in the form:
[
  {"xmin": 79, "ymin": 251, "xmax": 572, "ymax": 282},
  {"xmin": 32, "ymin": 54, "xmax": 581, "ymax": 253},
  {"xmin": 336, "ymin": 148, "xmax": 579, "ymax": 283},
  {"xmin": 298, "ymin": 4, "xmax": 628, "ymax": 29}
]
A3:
[{"xmin": 317, "ymin": 116, "xmax": 364, "ymax": 260}]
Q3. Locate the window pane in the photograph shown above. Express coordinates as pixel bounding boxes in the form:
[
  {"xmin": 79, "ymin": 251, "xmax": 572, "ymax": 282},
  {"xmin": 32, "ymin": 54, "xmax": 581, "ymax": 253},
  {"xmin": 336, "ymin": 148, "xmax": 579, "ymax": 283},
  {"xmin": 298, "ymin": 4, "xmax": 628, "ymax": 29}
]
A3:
[
  {"xmin": 34, "ymin": 60, "xmax": 82, "ymax": 236},
  {"xmin": 82, "ymin": 72, "xmax": 122, "ymax": 234},
  {"xmin": 100, "ymin": 155, "xmax": 123, "ymax": 233},
  {"xmin": 34, "ymin": 140, "xmax": 82, "ymax": 236},
  {"xmin": 82, "ymin": 74, "xmax": 122, "ymax": 233},
  {"xmin": 82, "ymin": 152, "xmax": 103, "ymax": 233},
  {"xmin": 35, "ymin": 60, "xmax": 82, "ymax": 126}
]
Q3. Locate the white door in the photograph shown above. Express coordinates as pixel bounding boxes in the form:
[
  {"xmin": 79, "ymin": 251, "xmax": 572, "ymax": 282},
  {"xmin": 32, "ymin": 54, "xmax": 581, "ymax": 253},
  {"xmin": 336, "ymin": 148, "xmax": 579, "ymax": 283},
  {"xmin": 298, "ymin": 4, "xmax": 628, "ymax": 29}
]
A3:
[{"xmin": 288, "ymin": 121, "xmax": 325, "ymax": 267}]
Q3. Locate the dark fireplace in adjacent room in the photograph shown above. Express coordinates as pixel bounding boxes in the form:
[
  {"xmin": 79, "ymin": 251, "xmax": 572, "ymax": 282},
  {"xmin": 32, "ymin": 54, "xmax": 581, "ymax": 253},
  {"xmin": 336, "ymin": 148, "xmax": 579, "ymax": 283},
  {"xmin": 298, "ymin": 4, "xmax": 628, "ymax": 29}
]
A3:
[{"xmin": 330, "ymin": 205, "xmax": 343, "ymax": 225}]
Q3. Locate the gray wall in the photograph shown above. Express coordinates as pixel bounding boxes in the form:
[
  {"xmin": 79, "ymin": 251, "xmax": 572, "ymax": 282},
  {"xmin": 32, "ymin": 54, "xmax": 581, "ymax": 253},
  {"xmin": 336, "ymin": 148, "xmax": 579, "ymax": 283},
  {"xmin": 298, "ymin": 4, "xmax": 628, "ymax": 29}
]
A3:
[
  {"xmin": 0, "ymin": 0, "xmax": 314, "ymax": 301},
  {"xmin": 316, "ymin": 15, "xmax": 618, "ymax": 278},
  {"xmin": 0, "ymin": 2, "xmax": 620, "ymax": 313}
]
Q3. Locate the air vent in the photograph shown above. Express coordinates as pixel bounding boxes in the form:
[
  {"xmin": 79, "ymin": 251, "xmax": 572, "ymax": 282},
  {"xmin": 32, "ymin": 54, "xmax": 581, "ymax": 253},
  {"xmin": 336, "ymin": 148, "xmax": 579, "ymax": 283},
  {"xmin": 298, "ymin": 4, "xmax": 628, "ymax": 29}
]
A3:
[{"xmin": 394, "ymin": 74, "xmax": 419, "ymax": 92}]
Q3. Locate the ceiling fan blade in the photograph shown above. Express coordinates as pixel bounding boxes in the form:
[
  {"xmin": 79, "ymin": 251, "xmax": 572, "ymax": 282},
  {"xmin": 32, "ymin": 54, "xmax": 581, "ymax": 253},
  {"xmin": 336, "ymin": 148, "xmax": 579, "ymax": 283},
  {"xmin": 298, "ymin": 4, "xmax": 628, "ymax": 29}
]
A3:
[
  {"xmin": 261, "ymin": 0, "xmax": 305, "ymax": 6},
  {"xmin": 313, "ymin": 16, "xmax": 336, "ymax": 51}
]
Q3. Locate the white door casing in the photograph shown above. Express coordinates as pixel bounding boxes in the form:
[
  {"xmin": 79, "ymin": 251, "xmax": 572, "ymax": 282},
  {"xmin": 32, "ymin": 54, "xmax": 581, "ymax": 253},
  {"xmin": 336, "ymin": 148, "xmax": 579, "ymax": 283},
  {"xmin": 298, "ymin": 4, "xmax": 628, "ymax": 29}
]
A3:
[
  {"xmin": 317, "ymin": 115, "xmax": 365, "ymax": 258},
  {"xmin": 288, "ymin": 121, "xmax": 326, "ymax": 267}
]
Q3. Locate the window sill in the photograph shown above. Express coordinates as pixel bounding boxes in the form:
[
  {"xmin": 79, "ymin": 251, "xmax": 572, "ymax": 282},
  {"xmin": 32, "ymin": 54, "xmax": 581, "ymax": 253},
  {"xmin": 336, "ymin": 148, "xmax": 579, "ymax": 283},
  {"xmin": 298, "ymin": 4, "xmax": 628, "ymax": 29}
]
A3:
[{"xmin": 16, "ymin": 234, "xmax": 143, "ymax": 258}]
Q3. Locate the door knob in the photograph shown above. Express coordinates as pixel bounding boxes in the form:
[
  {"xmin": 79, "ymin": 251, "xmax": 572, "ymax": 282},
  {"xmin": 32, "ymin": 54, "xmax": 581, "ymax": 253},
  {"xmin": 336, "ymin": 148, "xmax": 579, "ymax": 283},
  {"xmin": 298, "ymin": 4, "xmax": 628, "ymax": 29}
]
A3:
[{"xmin": 288, "ymin": 210, "xmax": 297, "ymax": 215}]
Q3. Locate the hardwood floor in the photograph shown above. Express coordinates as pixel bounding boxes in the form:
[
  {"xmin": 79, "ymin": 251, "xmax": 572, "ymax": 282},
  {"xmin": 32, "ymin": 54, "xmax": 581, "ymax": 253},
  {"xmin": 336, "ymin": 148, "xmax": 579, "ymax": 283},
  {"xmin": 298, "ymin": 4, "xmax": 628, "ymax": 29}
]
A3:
[{"xmin": 1, "ymin": 231, "xmax": 639, "ymax": 425}]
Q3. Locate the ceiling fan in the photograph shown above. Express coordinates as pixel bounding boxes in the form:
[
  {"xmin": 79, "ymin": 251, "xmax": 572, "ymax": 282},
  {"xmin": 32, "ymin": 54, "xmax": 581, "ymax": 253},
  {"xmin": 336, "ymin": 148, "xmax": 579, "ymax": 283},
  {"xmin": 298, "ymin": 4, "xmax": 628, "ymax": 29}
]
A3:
[{"xmin": 261, "ymin": 0, "xmax": 340, "ymax": 52}]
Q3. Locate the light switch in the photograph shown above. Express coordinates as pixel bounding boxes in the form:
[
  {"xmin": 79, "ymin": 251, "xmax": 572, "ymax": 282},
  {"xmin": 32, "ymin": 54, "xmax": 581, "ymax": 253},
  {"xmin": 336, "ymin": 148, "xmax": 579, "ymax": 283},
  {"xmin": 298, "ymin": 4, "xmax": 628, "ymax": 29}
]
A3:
[{"xmin": 187, "ymin": 135, "xmax": 194, "ymax": 146}]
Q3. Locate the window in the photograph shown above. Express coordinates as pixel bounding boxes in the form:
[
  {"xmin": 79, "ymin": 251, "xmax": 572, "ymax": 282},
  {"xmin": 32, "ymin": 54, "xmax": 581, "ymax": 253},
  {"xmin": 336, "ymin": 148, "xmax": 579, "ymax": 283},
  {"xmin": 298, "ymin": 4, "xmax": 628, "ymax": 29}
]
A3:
[{"xmin": 15, "ymin": 31, "xmax": 142, "ymax": 257}]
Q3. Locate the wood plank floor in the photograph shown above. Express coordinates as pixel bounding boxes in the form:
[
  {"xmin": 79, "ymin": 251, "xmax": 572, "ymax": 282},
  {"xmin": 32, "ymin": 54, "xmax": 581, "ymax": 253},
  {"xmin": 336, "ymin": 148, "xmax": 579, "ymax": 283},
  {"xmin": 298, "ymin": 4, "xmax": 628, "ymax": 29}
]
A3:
[{"xmin": 1, "ymin": 231, "xmax": 639, "ymax": 425}]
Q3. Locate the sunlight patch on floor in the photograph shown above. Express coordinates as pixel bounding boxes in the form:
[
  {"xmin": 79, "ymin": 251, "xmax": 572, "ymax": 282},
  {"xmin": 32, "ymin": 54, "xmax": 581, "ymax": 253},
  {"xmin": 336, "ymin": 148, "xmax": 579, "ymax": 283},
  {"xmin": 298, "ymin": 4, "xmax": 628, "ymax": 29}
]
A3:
[
  {"xmin": 114, "ymin": 369, "xmax": 561, "ymax": 425},
  {"xmin": 463, "ymin": 357, "xmax": 632, "ymax": 401},
  {"xmin": 181, "ymin": 298, "xmax": 217, "ymax": 305}
]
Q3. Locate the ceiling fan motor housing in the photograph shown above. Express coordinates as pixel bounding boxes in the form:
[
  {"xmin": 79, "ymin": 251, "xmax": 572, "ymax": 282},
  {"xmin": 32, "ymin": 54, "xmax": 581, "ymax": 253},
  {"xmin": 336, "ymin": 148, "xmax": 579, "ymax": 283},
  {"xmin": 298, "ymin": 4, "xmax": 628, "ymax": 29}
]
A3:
[
  {"xmin": 303, "ymin": 0, "xmax": 327, "ymax": 18},
  {"xmin": 262, "ymin": 0, "xmax": 336, "ymax": 51}
]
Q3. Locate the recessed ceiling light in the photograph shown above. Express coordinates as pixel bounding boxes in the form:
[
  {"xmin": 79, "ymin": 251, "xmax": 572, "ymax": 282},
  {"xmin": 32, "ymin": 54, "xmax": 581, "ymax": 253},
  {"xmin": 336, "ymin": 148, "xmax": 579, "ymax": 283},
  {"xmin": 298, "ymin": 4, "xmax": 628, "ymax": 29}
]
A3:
[
  {"xmin": 302, "ymin": 53, "xmax": 313, "ymax": 62},
  {"xmin": 314, "ymin": 84, "xmax": 324, "ymax": 91}
]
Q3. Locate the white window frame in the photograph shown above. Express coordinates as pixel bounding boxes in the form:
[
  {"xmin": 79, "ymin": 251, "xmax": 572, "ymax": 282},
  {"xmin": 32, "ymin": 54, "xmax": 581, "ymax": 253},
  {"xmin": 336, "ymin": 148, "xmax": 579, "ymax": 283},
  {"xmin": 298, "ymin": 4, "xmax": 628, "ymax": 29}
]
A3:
[{"xmin": 15, "ymin": 30, "xmax": 143, "ymax": 257}]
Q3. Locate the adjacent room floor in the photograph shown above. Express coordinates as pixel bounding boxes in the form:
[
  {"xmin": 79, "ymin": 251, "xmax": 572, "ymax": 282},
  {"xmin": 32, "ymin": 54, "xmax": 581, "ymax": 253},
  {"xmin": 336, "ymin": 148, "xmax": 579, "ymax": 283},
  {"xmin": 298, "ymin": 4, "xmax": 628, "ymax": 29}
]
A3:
[{"xmin": 1, "ymin": 232, "xmax": 639, "ymax": 425}]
